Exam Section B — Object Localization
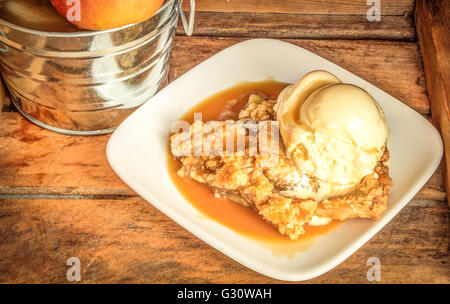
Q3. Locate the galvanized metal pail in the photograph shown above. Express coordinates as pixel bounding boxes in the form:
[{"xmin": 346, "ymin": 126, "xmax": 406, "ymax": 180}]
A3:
[{"xmin": 0, "ymin": 0, "xmax": 195, "ymax": 135}]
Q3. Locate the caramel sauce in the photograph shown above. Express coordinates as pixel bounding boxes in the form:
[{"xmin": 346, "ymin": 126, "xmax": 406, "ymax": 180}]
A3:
[{"xmin": 167, "ymin": 80, "xmax": 340, "ymax": 250}]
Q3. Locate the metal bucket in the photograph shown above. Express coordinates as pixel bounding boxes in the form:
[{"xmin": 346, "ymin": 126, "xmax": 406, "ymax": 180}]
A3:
[{"xmin": 0, "ymin": 0, "xmax": 195, "ymax": 135}]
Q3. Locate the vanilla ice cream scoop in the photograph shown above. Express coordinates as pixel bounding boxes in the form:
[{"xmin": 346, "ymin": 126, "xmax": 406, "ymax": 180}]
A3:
[
  {"xmin": 300, "ymin": 83, "xmax": 388, "ymax": 152},
  {"xmin": 275, "ymin": 71, "xmax": 389, "ymax": 198}
]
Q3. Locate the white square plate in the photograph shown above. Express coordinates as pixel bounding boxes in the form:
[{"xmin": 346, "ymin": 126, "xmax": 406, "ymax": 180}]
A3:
[{"xmin": 106, "ymin": 39, "xmax": 443, "ymax": 281}]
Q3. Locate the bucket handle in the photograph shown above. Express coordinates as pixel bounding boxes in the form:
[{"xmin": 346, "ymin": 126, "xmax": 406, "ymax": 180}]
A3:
[{"xmin": 179, "ymin": 0, "xmax": 195, "ymax": 36}]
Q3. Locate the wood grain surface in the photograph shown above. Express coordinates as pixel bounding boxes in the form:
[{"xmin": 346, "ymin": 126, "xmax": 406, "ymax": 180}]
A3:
[
  {"xmin": 170, "ymin": 37, "xmax": 430, "ymax": 114},
  {"xmin": 177, "ymin": 13, "xmax": 416, "ymax": 41},
  {"xmin": 0, "ymin": 198, "xmax": 447, "ymax": 283},
  {"xmin": 0, "ymin": 76, "xmax": 4, "ymax": 114},
  {"xmin": 179, "ymin": 0, "xmax": 416, "ymax": 40},
  {"xmin": 415, "ymin": 0, "xmax": 450, "ymax": 203},
  {"xmin": 0, "ymin": 0, "xmax": 448, "ymax": 284},
  {"xmin": 183, "ymin": 0, "xmax": 414, "ymax": 16}
]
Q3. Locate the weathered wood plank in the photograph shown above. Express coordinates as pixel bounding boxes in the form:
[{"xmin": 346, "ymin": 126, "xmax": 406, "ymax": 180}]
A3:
[
  {"xmin": 416, "ymin": 168, "xmax": 447, "ymax": 201},
  {"xmin": 170, "ymin": 37, "xmax": 429, "ymax": 114},
  {"xmin": 177, "ymin": 12, "xmax": 416, "ymax": 41},
  {"xmin": 0, "ymin": 198, "xmax": 447, "ymax": 283},
  {"xmin": 1, "ymin": 96, "xmax": 12, "ymax": 112},
  {"xmin": 415, "ymin": 0, "xmax": 450, "ymax": 204},
  {"xmin": 0, "ymin": 113, "xmax": 134, "ymax": 196},
  {"xmin": 0, "ymin": 77, "xmax": 5, "ymax": 113},
  {"xmin": 183, "ymin": 0, "xmax": 414, "ymax": 16},
  {"xmin": 1, "ymin": 37, "xmax": 430, "ymax": 115}
]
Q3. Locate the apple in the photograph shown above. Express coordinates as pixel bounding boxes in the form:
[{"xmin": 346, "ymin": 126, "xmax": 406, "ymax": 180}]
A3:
[{"xmin": 50, "ymin": 0, "xmax": 165, "ymax": 30}]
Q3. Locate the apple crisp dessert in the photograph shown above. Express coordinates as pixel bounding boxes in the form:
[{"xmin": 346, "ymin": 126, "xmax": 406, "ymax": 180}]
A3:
[{"xmin": 170, "ymin": 94, "xmax": 392, "ymax": 240}]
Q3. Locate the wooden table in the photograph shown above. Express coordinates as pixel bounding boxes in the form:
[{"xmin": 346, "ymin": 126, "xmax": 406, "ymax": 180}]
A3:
[{"xmin": 0, "ymin": 0, "xmax": 448, "ymax": 283}]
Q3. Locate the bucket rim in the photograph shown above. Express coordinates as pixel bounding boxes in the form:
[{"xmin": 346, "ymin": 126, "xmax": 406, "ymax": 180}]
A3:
[{"xmin": 0, "ymin": 0, "xmax": 179, "ymax": 38}]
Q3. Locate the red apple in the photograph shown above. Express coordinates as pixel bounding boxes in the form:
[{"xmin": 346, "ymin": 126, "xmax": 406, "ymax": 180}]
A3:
[{"xmin": 50, "ymin": 0, "xmax": 165, "ymax": 30}]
